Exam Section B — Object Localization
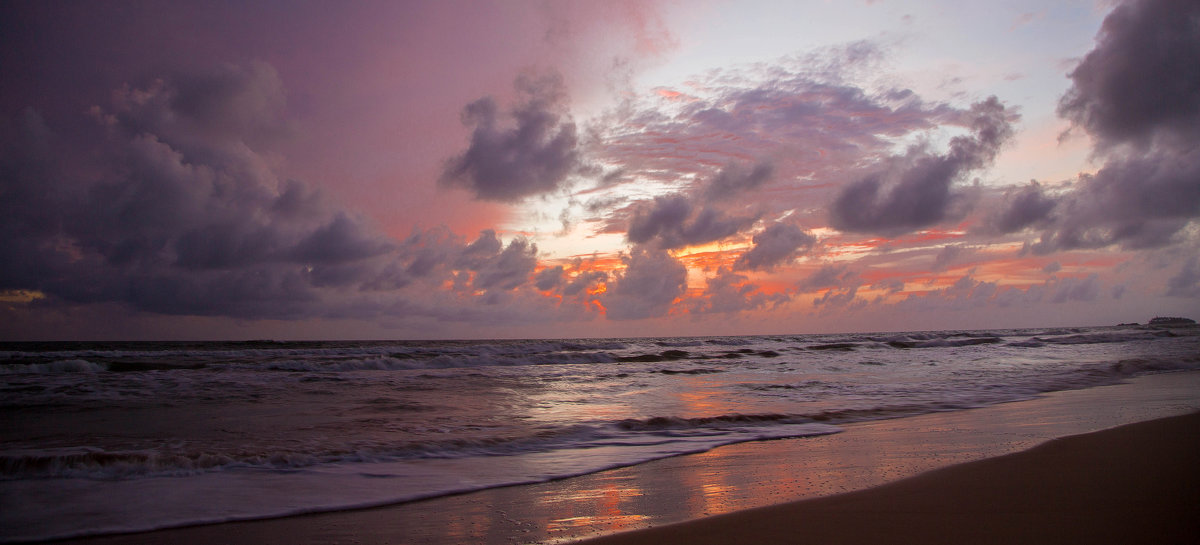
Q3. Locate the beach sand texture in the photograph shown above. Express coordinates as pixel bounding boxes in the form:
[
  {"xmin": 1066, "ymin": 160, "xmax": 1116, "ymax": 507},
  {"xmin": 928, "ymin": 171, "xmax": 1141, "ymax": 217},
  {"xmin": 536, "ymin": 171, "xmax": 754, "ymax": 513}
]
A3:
[{"xmin": 45, "ymin": 370, "xmax": 1200, "ymax": 545}]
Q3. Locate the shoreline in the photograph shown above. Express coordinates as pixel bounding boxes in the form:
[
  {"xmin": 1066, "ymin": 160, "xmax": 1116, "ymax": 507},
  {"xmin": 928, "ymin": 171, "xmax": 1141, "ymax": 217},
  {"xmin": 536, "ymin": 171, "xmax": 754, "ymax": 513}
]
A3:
[
  {"xmin": 32, "ymin": 370, "xmax": 1200, "ymax": 545},
  {"xmin": 580, "ymin": 411, "xmax": 1200, "ymax": 545}
]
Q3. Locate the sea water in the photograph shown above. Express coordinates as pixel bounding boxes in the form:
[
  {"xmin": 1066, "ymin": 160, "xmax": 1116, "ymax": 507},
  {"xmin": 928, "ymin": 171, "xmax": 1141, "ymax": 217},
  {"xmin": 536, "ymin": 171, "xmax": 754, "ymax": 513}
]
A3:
[{"xmin": 2, "ymin": 325, "xmax": 1198, "ymax": 542}]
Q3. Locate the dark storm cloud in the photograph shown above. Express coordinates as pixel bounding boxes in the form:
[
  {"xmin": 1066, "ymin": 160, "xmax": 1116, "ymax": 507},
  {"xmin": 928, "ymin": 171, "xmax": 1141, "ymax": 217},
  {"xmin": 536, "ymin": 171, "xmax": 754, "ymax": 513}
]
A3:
[
  {"xmin": 626, "ymin": 194, "xmax": 758, "ymax": 249},
  {"xmin": 1057, "ymin": 0, "xmax": 1200, "ymax": 150},
  {"xmin": 984, "ymin": 181, "xmax": 1058, "ymax": 235},
  {"xmin": 733, "ymin": 221, "xmax": 816, "ymax": 271},
  {"xmin": 290, "ymin": 213, "xmax": 393, "ymax": 265},
  {"xmin": 0, "ymin": 63, "xmax": 551, "ymax": 321},
  {"xmin": 0, "ymin": 66, "xmax": 414, "ymax": 318},
  {"xmin": 603, "ymin": 246, "xmax": 687, "ymax": 320},
  {"xmin": 0, "ymin": 109, "xmax": 66, "ymax": 290},
  {"xmin": 101, "ymin": 62, "xmax": 288, "ymax": 147},
  {"xmin": 1026, "ymin": 152, "xmax": 1200, "ymax": 253},
  {"xmin": 829, "ymin": 97, "xmax": 1017, "ymax": 235},
  {"xmin": 441, "ymin": 72, "xmax": 582, "ymax": 202},
  {"xmin": 1009, "ymin": 0, "xmax": 1200, "ymax": 254}
]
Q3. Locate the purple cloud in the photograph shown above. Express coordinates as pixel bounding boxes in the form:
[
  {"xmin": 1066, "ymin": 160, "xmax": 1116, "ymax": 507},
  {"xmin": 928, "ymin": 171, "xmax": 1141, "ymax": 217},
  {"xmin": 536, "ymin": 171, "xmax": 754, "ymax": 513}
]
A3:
[
  {"xmin": 1058, "ymin": 0, "xmax": 1200, "ymax": 151},
  {"xmin": 1166, "ymin": 257, "xmax": 1200, "ymax": 298},
  {"xmin": 692, "ymin": 267, "xmax": 788, "ymax": 314},
  {"xmin": 734, "ymin": 221, "xmax": 816, "ymax": 271},
  {"xmin": 588, "ymin": 45, "xmax": 962, "ymax": 223},
  {"xmin": 984, "ymin": 181, "xmax": 1058, "ymax": 235},
  {"xmin": 829, "ymin": 97, "xmax": 1017, "ymax": 235},
  {"xmin": 702, "ymin": 161, "xmax": 775, "ymax": 201},
  {"xmin": 441, "ymin": 72, "xmax": 582, "ymax": 202},
  {"xmin": 626, "ymin": 194, "xmax": 758, "ymax": 249},
  {"xmin": 1049, "ymin": 274, "xmax": 1101, "ymax": 304},
  {"xmin": 1015, "ymin": 0, "xmax": 1200, "ymax": 254},
  {"xmin": 931, "ymin": 244, "xmax": 969, "ymax": 272},
  {"xmin": 800, "ymin": 264, "xmax": 854, "ymax": 291},
  {"xmin": 603, "ymin": 246, "xmax": 686, "ymax": 320},
  {"xmin": 0, "ymin": 63, "xmax": 568, "ymax": 324},
  {"xmin": 471, "ymin": 237, "xmax": 538, "ymax": 291},
  {"xmin": 534, "ymin": 265, "xmax": 565, "ymax": 291}
]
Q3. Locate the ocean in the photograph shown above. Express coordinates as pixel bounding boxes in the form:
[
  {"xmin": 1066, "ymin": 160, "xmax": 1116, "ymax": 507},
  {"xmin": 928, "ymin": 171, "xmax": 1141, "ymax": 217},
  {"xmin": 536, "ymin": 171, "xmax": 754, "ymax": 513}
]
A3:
[{"xmin": 2, "ymin": 325, "xmax": 1198, "ymax": 543}]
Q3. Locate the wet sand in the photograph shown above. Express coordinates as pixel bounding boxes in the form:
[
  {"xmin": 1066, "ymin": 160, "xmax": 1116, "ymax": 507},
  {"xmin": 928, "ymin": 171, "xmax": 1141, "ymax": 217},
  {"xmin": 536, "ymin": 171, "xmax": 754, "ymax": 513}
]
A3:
[
  {"xmin": 45, "ymin": 371, "xmax": 1200, "ymax": 545},
  {"xmin": 580, "ymin": 411, "xmax": 1200, "ymax": 545}
]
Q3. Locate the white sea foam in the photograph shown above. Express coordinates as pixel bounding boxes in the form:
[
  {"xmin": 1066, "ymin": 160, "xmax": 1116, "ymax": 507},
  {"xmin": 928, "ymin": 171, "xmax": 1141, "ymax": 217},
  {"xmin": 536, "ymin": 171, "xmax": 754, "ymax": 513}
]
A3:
[{"xmin": 0, "ymin": 359, "xmax": 107, "ymax": 374}]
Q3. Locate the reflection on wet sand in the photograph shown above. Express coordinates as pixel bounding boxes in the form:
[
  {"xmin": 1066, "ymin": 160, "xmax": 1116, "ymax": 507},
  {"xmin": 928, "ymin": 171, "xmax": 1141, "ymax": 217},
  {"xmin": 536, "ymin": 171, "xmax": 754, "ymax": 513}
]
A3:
[{"xmin": 544, "ymin": 483, "xmax": 648, "ymax": 536}]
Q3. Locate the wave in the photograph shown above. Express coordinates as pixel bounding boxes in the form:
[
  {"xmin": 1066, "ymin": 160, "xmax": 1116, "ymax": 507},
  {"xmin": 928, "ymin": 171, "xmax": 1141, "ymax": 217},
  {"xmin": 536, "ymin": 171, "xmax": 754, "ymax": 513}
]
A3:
[
  {"xmin": 1, "ymin": 412, "xmax": 841, "ymax": 481},
  {"xmin": 885, "ymin": 337, "xmax": 1003, "ymax": 349},
  {"xmin": 3, "ymin": 328, "xmax": 1192, "ymax": 377},
  {"xmin": 1031, "ymin": 330, "xmax": 1176, "ymax": 345},
  {"xmin": 0, "ymin": 359, "xmax": 107, "ymax": 374}
]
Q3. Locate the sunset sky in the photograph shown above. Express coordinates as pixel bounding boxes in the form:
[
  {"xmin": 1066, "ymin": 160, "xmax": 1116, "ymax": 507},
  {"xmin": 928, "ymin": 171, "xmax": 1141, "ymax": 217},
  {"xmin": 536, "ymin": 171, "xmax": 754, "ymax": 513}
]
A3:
[{"xmin": 2, "ymin": 0, "xmax": 1197, "ymax": 340}]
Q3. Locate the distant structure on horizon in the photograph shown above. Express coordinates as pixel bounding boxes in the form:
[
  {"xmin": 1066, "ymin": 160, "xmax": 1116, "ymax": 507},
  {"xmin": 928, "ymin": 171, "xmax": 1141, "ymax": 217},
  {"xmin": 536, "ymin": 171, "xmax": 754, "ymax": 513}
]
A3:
[{"xmin": 1148, "ymin": 317, "xmax": 1197, "ymax": 327}]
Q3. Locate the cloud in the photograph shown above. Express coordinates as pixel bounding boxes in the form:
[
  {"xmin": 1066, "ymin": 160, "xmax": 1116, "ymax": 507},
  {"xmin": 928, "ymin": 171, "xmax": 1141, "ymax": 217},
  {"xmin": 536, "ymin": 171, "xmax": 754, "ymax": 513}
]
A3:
[
  {"xmin": 1026, "ymin": 145, "xmax": 1200, "ymax": 253},
  {"xmin": 1015, "ymin": 0, "xmax": 1200, "ymax": 254},
  {"xmin": 534, "ymin": 265, "xmax": 565, "ymax": 291},
  {"xmin": 1057, "ymin": 0, "xmax": 1200, "ymax": 151},
  {"xmin": 734, "ymin": 221, "xmax": 816, "ymax": 271},
  {"xmin": 891, "ymin": 274, "xmax": 999, "ymax": 312},
  {"xmin": 603, "ymin": 246, "xmax": 686, "ymax": 320},
  {"xmin": 0, "ymin": 109, "xmax": 66, "ymax": 290},
  {"xmin": 441, "ymin": 72, "xmax": 582, "ymax": 202},
  {"xmin": 587, "ymin": 44, "xmax": 963, "ymax": 222},
  {"xmin": 984, "ymin": 181, "xmax": 1058, "ymax": 234},
  {"xmin": 562, "ymin": 268, "xmax": 607, "ymax": 298},
  {"xmin": 290, "ymin": 213, "xmax": 393, "ymax": 265},
  {"xmin": 800, "ymin": 264, "xmax": 854, "ymax": 291},
  {"xmin": 0, "ymin": 64, "xmax": 572, "ymax": 325},
  {"xmin": 829, "ymin": 96, "xmax": 1017, "ymax": 235},
  {"xmin": 702, "ymin": 161, "xmax": 774, "ymax": 201},
  {"xmin": 626, "ymin": 194, "xmax": 758, "ymax": 249},
  {"xmin": 692, "ymin": 267, "xmax": 787, "ymax": 314},
  {"xmin": 813, "ymin": 285, "xmax": 862, "ymax": 309},
  {"xmin": 471, "ymin": 237, "xmax": 538, "ymax": 291},
  {"xmin": 0, "ymin": 72, "xmax": 347, "ymax": 318},
  {"xmin": 931, "ymin": 244, "xmax": 969, "ymax": 272},
  {"xmin": 1048, "ymin": 273, "xmax": 1101, "ymax": 303},
  {"xmin": 1166, "ymin": 257, "xmax": 1200, "ymax": 297}
]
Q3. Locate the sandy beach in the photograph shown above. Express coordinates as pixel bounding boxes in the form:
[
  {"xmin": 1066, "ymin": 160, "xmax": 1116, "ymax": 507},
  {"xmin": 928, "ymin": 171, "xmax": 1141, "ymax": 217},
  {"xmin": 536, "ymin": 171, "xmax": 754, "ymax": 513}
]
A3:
[
  {"xmin": 39, "ymin": 370, "xmax": 1200, "ymax": 545},
  {"xmin": 581, "ymin": 411, "xmax": 1200, "ymax": 545}
]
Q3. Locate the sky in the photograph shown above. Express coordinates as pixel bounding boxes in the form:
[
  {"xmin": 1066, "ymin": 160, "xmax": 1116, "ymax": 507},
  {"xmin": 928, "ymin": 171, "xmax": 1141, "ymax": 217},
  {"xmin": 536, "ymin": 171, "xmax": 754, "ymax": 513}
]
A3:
[{"xmin": 1, "ymin": 0, "xmax": 1198, "ymax": 340}]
